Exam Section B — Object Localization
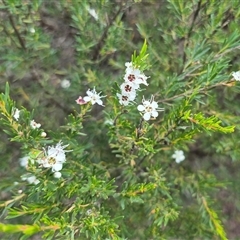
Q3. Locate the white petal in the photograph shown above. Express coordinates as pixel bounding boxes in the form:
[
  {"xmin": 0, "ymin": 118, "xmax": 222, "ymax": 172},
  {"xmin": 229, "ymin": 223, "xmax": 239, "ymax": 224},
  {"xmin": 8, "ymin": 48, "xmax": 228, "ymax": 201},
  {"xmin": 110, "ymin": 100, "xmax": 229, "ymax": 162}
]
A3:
[
  {"xmin": 125, "ymin": 62, "xmax": 132, "ymax": 68},
  {"xmin": 152, "ymin": 110, "xmax": 159, "ymax": 118},
  {"xmin": 53, "ymin": 171, "xmax": 62, "ymax": 178},
  {"xmin": 43, "ymin": 162, "xmax": 51, "ymax": 168},
  {"xmin": 142, "ymin": 100, "xmax": 150, "ymax": 106},
  {"xmin": 151, "ymin": 101, "xmax": 158, "ymax": 108},
  {"xmin": 83, "ymin": 96, "xmax": 91, "ymax": 102},
  {"xmin": 96, "ymin": 99, "xmax": 103, "ymax": 106},
  {"xmin": 137, "ymin": 105, "xmax": 145, "ymax": 111},
  {"xmin": 143, "ymin": 112, "xmax": 151, "ymax": 121},
  {"xmin": 86, "ymin": 89, "xmax": 93, "ymax": 96},
  {"xmin": 27, "ymin": 176, "xmax": 37, "ymax": 184},
  {"xmin": 52, "ymin": 163, "xmax": 63, "ymax": 172}
]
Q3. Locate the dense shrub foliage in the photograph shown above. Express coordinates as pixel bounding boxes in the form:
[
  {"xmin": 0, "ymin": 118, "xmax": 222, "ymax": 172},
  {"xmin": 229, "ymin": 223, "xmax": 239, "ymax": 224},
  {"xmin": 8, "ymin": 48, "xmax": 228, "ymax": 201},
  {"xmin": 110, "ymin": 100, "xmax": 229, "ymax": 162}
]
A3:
[{"xmin": 0, "ymin": 0, "xmax": 240, "ymax": 239}]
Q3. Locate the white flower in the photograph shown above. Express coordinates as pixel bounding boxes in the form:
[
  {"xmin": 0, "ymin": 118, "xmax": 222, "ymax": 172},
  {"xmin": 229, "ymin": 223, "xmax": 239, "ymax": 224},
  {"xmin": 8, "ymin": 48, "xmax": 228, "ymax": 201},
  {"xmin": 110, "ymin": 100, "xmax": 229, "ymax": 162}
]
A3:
[
  {"xmin": 172, "ymin": 150, "xmax": 185, "ymax": 163},
  {"xmin": 124, "ymin": 62, "xmax": 149, "ymax": 87},
  {"xmin": 19, "ymin": 156, "xmax": 34, "ymax": 169},
  {"xmin": 13, "ymin": 108, "xmax": 20, "ymax": 121},
  {"xmin": 38, "ymin": 141, "xmax": 69, "ymax": 173},
  {"xmin": 53, "ymin": 171, "xmax": 62, "ymax": 178},
  {"xmin": 21, "ymin": 173, "xmax": 40, "ymax": 185},
  {"xmin": 30, "ymin": 120, "xmax": 41, "ymax": 129},
  {"xmin": 137, "ymin": 95, "xmax": 164, "ymax": 121},
  {"xmin": 19, "ymin": 156, "xmax": 29, "ymax": 168},
  {"xmin": 117, "ymin": 93, "xmax": 136, "ymax": 106},
  {"xmin": 120, "ymin": 82, "xmax": 137, "ymax": 97},
  {"xmin": 232, "ymin": 71, "xmax": 240, "ymax": 81},
  {"xmin": 83, "ymin": 87, "xmax": 105, "ymax": 106},
  {"xmin": 61, "ymin": 79, "xmax": 71, "ymax": 89}
]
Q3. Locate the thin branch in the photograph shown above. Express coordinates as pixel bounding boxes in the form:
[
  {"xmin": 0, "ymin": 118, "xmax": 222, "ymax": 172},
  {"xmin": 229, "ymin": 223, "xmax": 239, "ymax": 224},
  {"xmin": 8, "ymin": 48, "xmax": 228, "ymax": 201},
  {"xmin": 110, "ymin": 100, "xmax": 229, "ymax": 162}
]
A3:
[
  {"xmin": 158, "ymin": 80, "xmax": 235, "ymax": 104},
  {"xmin": 113, "ymin": 109, "xmax": 128, "ymax": 126},
  {"xmin": 2, "ymin": 0, "xmax": 26, "ymax": 50},
  {"xmin": 1, "ymin": 24, "xmax": 19, "ymax": 48},
  {"xmin": 91, "ymin": 6, "xmax": 123, "ymax": 61},
  {"xmin": 130, "ymin": 118, "xmax": 144, "ymax": 154},
  {"xmin": 156, "ymin": 117, "xmax": 183, "ymax": 145},
  {"xmin": 181, "ymin": 0, "xmax": 202, "ymax": 68}
]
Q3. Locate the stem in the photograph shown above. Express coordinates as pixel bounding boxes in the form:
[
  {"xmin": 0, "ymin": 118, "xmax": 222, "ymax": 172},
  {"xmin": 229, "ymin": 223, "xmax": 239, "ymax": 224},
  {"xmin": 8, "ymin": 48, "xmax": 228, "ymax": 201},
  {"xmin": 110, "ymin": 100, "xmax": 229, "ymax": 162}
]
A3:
[
  {"xmin": 0, "ymin": 194, "xmax": 26, "ymax": 207},
  {"xmin": 2, "ymin": 0, "xmax": 26, "ymax": 50},
  {"xmin": 91, "ymin": 6, "xmax": 123, "ymax": 61},
  {"xmin": 130, "ymin": 118, "xmax": 144, "ymax": 154},
  {"xmin": 182, "ymin": 0, "xmax": 202, "ymax": 67},
  {"xmin": 158, "ymin": 80, "xmax": 235, "ymax": 104},
  {"xmin": 113, "ymin": 109, "xmax": 128, "ymax": 126},
  {"xmin": 156, "ymin": 117, "xmax": 183, "ymax": 144}
]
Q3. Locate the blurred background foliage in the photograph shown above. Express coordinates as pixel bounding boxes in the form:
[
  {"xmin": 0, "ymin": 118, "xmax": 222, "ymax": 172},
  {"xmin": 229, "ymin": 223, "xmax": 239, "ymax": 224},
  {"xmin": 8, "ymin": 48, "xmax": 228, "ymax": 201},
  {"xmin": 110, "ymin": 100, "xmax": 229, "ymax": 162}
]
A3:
[{"xmin": 1, "ymin": 0, "xmax": 240, "ymax": 239}]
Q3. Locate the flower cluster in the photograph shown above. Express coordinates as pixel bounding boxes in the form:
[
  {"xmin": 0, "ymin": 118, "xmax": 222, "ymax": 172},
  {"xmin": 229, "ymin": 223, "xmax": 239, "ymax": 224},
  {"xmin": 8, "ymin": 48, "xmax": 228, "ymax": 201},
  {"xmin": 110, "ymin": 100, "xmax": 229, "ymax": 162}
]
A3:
[
  {"xmin": 19, "ymin": 156, "xmax": 40, "ymax": 185},
  {"xmin": 21, "ymin": 173, "xmax": 40, "ymax": 185},
  {"xmin": 19, "ymin": 141, "xmax": 70, "ymax": 185},
  {"xmin": 117, "ymin": 62, "xmax": 149, "ymax": 106},
  {"xmin": 117, "ymin": 62, "xmax": 164, "ymax": 121},
  {"xmin": 12, "ymin": 107, "xmax": 43, "ymax": 131},
  {"xmin": 76, "ymin": 87, "xmax": 105, "ymax": 106}
]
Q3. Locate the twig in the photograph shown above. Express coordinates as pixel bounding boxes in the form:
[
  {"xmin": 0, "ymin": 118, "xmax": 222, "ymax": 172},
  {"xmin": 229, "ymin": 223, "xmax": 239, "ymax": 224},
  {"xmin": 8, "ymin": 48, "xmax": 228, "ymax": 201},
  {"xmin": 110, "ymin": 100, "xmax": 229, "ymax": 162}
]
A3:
[
  {"xmin": 181, "ymin": 0, "xmax": 202, "ymax": 69},
  {"xmin": 2, "ymin": 0, "xmax": 26, "ymax": 50},
  {"xmin": 91, "ymin": 6, "xmax": 123, "ymax": 60},
  {"xmin": 130, "ymin": 118, "xmax": 144, "ymax": 154},
  {"xmin": 156, "ymin": 116, "xmax": 183, "ymax": 144},
  {"xmin": 158, "ymin": 80, "xmax": 235, "ymax": 104},
  {"xmin": 113, "ymin": 109, "xmax": 128, "ymax": 126}
]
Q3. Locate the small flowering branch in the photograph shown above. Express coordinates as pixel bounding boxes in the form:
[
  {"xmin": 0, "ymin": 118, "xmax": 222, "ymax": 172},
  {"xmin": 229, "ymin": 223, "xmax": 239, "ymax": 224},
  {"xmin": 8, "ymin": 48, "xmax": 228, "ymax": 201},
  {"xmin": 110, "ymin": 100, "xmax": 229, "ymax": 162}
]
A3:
[
  {"xmin": 113, "ymin": 41, "xmax": 165, "ymax": 159},
  {"xmin": 76, "ymin": 87, "xmax": 105, "ymax": 107},
  {"xmin": 0, "ymin": 84, "xmax": 26, "ymax": 136},
  {"xmin": 76, "ymin": 87, "xmax": 106, "ymax": 120}
]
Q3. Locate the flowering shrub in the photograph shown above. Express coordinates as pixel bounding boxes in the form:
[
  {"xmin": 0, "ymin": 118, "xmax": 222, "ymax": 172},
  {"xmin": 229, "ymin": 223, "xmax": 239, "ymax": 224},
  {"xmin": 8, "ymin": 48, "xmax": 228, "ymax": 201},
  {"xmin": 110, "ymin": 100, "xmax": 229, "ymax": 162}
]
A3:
[{"xmin": 0, "ymin": 1, "xmax": 240, "ymax": 239}]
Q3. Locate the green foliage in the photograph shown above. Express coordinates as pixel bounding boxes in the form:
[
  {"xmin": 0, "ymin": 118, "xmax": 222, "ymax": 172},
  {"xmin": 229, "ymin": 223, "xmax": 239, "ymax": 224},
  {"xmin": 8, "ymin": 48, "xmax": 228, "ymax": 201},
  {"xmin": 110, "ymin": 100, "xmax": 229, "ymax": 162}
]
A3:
[{"xmin": 0, "ymin": 0, "xmax": 240, "ymax": 239}]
